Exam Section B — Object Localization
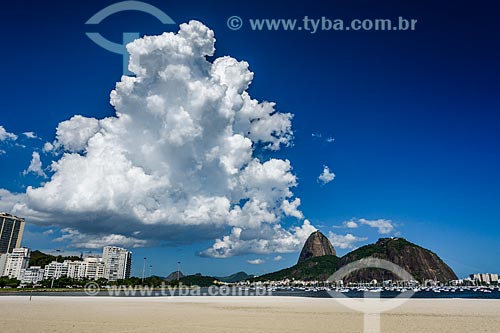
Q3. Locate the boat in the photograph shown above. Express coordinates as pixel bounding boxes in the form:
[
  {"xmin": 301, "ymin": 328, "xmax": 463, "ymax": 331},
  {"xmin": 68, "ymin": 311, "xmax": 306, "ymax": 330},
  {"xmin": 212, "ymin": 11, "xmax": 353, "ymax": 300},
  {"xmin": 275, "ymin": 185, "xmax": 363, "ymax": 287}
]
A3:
[{"xmin": 369, "ymin": 288, "xmax": 383, "ymax": 293}]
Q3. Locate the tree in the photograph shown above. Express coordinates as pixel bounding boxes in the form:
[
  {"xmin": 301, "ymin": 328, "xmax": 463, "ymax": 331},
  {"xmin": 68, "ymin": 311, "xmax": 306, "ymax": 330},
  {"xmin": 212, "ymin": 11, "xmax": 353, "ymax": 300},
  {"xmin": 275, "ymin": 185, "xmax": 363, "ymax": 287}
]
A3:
[{"xmin": 0, "ymin": 276, "xmax": 20, "ymax": 288}]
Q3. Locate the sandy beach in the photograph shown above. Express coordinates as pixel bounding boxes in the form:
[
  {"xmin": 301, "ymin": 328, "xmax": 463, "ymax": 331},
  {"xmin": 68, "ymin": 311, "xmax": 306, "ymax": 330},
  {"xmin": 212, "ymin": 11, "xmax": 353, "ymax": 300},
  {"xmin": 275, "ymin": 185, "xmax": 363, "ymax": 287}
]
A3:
[{"xmin": 0, "ymin": 296, "xmax": 499, "ymax": 332}]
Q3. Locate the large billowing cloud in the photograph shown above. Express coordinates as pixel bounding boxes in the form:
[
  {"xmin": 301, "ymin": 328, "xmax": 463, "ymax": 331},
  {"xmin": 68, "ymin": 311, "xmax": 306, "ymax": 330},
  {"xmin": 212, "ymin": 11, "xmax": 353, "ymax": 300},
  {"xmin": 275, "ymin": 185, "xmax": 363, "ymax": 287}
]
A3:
[
  {"xmin": 3, "ymin": 21, "xmax": 314, "ymax": 255},
  {"xmin": 201, "ymin": 220, "xmax": 317, "ymax": 258}
]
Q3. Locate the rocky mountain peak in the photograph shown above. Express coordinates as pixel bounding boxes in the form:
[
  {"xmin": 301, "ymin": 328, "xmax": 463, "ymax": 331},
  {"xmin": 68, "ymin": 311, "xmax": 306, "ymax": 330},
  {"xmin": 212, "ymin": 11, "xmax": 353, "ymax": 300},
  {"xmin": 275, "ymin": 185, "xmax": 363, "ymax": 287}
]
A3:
[{"xmin": 298, "ymin": 230, "xmax": 336, "ymax": 264}]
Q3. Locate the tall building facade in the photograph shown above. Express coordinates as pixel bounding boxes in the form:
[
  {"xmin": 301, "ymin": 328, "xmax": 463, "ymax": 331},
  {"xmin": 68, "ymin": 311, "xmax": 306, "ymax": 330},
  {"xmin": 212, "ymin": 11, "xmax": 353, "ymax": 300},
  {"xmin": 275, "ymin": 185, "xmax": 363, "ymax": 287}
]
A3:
[
  {"xmin": 66, "ymin": 257, "xmax": 106, "ymax": 280},
  {"xmin": 1, "ymin": 247, "xmax": 30, "ymax": 279},
  {"xmin": 102, "ymin": 246, "xmax": 132, "ymax": 281},
  {"xmin": 43, "ymin": 261, "xmax": 69, "ymax": 280},
  {"xmin": 42, "ymin": 252, "xmax": 129, "ymax": 282},
  {"xmin": 19, "ymin": 266, "xmax": 45, "ymax": 285},
  {"xmin": 470, "ymin": 273, "xmax": 499, "ymax": 284},
  {"xmin": 0, "ymin": 213, "xmax": 25, "ymax": 254}
]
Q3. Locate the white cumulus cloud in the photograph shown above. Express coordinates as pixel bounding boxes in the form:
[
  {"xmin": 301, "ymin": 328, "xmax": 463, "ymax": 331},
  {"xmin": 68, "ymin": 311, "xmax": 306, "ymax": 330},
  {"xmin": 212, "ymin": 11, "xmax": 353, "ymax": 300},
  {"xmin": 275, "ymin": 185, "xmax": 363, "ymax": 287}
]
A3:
[
  {"xmin": 1, "ymin": 21, "xmax": 313, "ymax": 254},
  {"xmin": 359, "ymin": 218, "xmax": 395, "ymax": 234},
  {"xmin": 42, "ymin": 142, "xmax": 54, "ymax": 153},
  {"xmin": 328, "ymin": 232, "xmax": 367, "ymax": 249},
  {"xmin": 318, "ymin": 165, "xmax": 335, "ymax": 185},
  {"xmin": 0, "ymin": 125, "xmax": 17, "ymax": 141},
  {"xmin": 273, "ymin": 255, "xmax": 283, "ymax": 261},
  {"xmin": 53, "ymin": 115, "xmax": 101, "ymax": 152},
  {"xmin": 201, "ymin": 220, "xmax": 317, "ymax": 258},
  {"xmin": 344, "ymin": 220, "xmax": 358, "ymax": 228}
]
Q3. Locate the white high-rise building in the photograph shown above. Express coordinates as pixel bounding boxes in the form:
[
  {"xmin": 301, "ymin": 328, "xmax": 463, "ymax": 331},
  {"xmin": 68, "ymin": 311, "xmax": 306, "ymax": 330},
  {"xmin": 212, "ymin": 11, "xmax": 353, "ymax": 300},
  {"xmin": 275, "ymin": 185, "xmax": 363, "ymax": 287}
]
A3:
[
  {"xmin": 19, "ymin": 266, "xmax": 45, "ymax": 285},
  {"xmin": 1, "ymin": 247, "xmax": 30, "ymax": 279},
  {"xmin": 66, "ymin": 260, "xmax": 85, "ymax": 279},
  {"xmin": 470, "ymin": 273, "xmax": 500, "ymax": 284},
  {"xmin": 0, "ymin": 213, "xmax": 25, "ymax": 254},
  {"xmin": 0, "ymin": 253, "xmax": 7, "ymax": 276},
  {"xmin": 66, "ymin": 257, "xmax": 106, "ymax": 280},
  {"xmin": 44, "ymin": 261, "xmax": 68, "ymax": 280},
  {"xmin": 102, "ymin": 246, "xmax": 132, "ymax": 281},
  {"xmin": 82, "ymin": 257, "xmax": 106, "ymax": 280}
]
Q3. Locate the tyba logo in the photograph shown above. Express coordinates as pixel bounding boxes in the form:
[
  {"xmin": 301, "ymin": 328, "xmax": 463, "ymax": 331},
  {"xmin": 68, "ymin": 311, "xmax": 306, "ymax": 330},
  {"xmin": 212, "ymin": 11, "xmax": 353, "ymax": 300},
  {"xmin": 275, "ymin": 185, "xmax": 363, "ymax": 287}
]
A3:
[{"xmin": 85, "ymin": 1, "xmax": 176, "ymax": 74}]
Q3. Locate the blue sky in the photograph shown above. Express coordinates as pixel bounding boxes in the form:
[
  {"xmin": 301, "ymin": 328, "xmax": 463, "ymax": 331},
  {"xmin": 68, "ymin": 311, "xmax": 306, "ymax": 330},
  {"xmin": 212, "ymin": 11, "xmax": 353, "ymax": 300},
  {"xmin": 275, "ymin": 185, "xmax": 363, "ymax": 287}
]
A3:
[{"xmin": 0, "ymin": 0, "xmax": 499, "ymax": 278}]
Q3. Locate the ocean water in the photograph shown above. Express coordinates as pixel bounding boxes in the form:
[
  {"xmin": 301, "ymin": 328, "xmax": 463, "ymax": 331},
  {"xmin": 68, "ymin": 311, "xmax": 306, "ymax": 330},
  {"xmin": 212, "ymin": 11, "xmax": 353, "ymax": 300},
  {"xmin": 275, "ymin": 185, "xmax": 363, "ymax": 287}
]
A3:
[{"xmin": 272, "ymin": 289, "xmax": 500, "ymax": 299}]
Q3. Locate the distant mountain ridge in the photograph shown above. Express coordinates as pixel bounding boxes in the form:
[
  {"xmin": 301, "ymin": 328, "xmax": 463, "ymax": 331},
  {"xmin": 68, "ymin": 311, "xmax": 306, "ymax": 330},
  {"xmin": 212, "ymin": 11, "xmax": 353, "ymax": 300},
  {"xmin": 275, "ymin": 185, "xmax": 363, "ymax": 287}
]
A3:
[
  {"xmin": 165, "ymin": 271, "xmax": 184, "ymax": 281},
  {"xmin": 254, "ymin": 236, "xmax": 458, "ymax": 283},
  {"xmin": 216, "ymin": 271, "xmax": 254, "ymax": 283}
]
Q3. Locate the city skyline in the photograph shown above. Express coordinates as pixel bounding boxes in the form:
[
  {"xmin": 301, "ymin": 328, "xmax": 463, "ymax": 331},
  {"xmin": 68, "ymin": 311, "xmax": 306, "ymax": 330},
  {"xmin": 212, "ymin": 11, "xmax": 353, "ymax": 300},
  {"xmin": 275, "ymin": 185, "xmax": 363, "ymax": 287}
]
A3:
[
  {"xmin": 1, "ymin": 236, "xmax": 498, "ymax": 283},
  {"xmin": 0, "ymin": 243, "xmax": 132, "ymax": 285},
  {"xmin": 0, "ymin": 0, "xmax": 499, "ymax": 278}
]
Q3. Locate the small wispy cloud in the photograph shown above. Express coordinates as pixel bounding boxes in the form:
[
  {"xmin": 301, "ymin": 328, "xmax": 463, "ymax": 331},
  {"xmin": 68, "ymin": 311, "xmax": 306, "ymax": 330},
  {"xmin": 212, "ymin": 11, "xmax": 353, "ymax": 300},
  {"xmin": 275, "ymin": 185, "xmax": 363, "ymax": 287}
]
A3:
[
  {"xmin": 318, "ymin": 165, "xmax": 335, "ymax": 185},
  {"xmin": 335, "ymin": 218, "xmax": 396, "ymax": 235},
  {"xmin": 23, "ymin": 151, "xmax": 47, "ymax": 178},
  {"xmin": 359, "ymin": 218, "xmax": 395, "ymax": 234},
  {"xmin": 54, "ymin": 228, "xmax": 148, "ymax": 249},
  {"xmin": 328, "ymin": 232, "xmax": 367, "ymax": 249},
  {"xmin": 312, "ymin": 132, "xmax": 335, "ymax": 144},
  {"xmin": 247, "ymin": 258, "xmax": 265, "ymax": 265},
  {"xmin": 23, "ymin": 132, "xmax": 39, "ymax": 139},
  {"xmin": 273, "ymin": 255, "xmax": 283, "ymax": 261}
]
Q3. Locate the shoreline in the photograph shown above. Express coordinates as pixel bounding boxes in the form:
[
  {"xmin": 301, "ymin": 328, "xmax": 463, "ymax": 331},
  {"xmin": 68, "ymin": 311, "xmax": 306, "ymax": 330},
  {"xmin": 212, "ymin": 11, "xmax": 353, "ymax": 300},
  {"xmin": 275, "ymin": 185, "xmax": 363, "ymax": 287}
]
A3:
[
  {"xmin": 1, "ymin": 296, "xmax": 499, "ymax": 332},
  {"xmin": 1, "ymin": 287, "xmax": 499, "ymax": 300}
]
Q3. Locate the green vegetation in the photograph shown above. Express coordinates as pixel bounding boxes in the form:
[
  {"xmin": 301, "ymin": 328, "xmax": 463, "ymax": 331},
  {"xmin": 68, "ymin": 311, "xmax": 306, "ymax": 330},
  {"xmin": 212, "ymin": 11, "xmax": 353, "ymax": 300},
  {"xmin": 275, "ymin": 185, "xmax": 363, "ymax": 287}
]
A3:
[
  {"xmin": 339, "ymin": 238, "xmax": 424, "ymax": 263},
  {"xmin": 340, "ymin": 244, "xmax": 385, "ymax": 262},
  {"xmin": 110, "ymin": 276, "xmax": 167, "ymax": 287},
  {"xmin": 107, "ymin": 275, "xmax": 219, "ymax": 287},
  {"xmin": 38, "ymin": 276, "xmax": 102, "ymax": 288},
  {"xmin": 0, "ymin": 276, "xmax": 20, "ymax": 288},
  {"xmin": 254, "ymin": 255, "xmax": 340, "ymax": 281},
  {"xmin": 29, "ymin": 250, "xmax": 82, "ymax": 267},
  {"xmin": 181, "ymin": 274, "xmax": 219, "ymax": 287}
]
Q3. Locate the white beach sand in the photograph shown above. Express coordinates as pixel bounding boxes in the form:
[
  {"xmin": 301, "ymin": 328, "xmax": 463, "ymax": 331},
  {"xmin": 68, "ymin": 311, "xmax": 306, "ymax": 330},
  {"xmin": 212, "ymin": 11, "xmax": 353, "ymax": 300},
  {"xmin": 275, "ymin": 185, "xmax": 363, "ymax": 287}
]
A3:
[{"xmin": 0, "ymin": 296, "xmax": 499, "ymax": 332}]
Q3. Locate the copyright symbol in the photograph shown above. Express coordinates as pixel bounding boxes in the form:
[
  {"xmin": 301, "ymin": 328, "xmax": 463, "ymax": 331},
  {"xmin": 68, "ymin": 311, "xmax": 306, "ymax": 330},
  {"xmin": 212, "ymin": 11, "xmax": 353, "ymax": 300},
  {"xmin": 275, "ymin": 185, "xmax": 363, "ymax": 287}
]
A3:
[
  {"xmin": 84, "ymin": 282, "xmax": 100, "ymax": 296},
  {"xmin": 227, "ymin": 16, "xmax": 243, "ymax": 30}
]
